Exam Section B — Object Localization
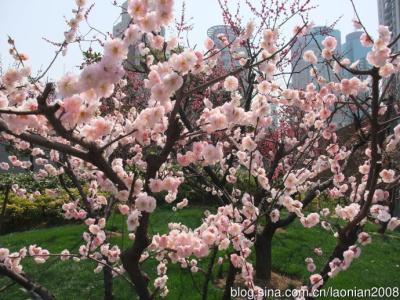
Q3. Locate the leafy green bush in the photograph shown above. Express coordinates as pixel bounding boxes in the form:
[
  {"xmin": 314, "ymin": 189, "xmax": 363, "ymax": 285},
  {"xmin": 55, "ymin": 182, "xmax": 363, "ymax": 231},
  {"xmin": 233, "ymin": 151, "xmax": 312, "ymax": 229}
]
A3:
[
  {"xmin": 0, "ymin": 172, "xmax": 71, "ymax": 192},
  {"xmin": 0, "ymin": 192, "xmax": 72, "ymax": 234}
]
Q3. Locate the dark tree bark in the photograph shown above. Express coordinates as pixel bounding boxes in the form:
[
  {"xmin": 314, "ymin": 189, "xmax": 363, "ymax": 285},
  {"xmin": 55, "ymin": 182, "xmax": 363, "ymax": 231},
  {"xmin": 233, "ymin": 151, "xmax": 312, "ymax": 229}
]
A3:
[
  {"xmin": 0, "ymin": 264, "xmax": 55, "ymax": 300},
  {"xmin": 0, "ymin": 185, "xmax": 11, "ymax": 233},
  {"xmin": 222, "ymin": 252, "xmax": 239, "ymax": 300},
  {"xmin": 202, "ymin": 246, "xmax": 218, "ymax": 300},
  {"xmin": 120, "ymin": 213, "xmax": 151, "ymax": 300},
  {"xmin": 254, "ymin": 225, "xmax": 276, "ymax": 286},
  {"xmin": 103, "ymin": 265, "xmax": 114, "ymax": 300}
]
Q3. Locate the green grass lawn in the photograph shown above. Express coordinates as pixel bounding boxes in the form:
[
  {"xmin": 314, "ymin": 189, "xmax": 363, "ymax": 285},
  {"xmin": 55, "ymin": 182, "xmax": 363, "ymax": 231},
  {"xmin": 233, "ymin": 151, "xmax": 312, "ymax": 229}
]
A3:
[{"xmin": 1, "ymin": 206, "xmax": 399, "ymax": 299}]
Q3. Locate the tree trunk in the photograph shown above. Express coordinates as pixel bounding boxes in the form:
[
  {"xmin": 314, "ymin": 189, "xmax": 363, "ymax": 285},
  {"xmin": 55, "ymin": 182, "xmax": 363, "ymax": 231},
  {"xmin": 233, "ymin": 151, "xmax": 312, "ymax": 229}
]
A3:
[
  {"xmin": 103, "ymin": 265, "xmax": 114, "ymax": 300},
  {"xmin": 202, "ymin": 246, "xmax": 217, "ymax": 300},
  {"xmin": 121, "ymin": 249, "xmax": 151, "ymax": 300},
  {"xmin": 0, "ymin": 263, "xmax": 55, "ymax": 300},
  {"xmin": 255, "ymin": 226, "xmax": 275, "ymax": 286},
  {"xmin": 217, "ymin": 263, "xmax": 224, "ymax": 279},
  {"xmin": 222, "ymin": 254, "xmax": 238, "ymax": 300},
  {"xmin": 0, "ymin": 185, "xmax": 10, "ymax": 233},
  {"xmin": 320, "ymin": 226, "xmax": 359, "ymax": 278},
  {"xmin": 121, "ymin": 213, "xmax": 151, "ymax": 300}
]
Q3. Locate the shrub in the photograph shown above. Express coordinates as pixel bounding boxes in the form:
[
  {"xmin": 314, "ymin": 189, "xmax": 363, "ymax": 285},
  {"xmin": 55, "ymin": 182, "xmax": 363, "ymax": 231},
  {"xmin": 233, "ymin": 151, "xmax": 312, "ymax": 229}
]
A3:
[
  {"xmin": 0, "ymin": 191, "xmax": 72, "ymax": 234},
  {"xmin": 0, "ymin": 172, "xmax": 70, "ymax": 192}
]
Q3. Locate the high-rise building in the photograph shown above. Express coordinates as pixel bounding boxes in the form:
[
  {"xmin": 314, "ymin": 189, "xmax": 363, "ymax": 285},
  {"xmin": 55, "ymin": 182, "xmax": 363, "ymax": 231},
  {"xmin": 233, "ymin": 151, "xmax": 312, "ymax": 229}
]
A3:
[
  {"xmin": 377, "ymin": 0, "xmax": 400, "ymax": 96},
  {"xmin": 207, "ymin": 25, "xmax": 246, "ymax": 70},
  {"xmin": 332, "ymin": 31, "xmax": 373, "ymax": 128},
  {"xmin": 342, "ymin": 31, "xmax": 371, "ymax": 77},
  {"xmin": 378, "ymin": 0, "xmax": 400, "ymax": 217},
  {"xmin": 113, "ymin": 1, "xmax": 165, "ymax": 67},
  {"xmin": 112, "ymin": 1, "xmax": 130, "ymax": 37},
  {"xmin": 113, "ymin": 1, "xmax": 141, "ymax": 66},
  {"xmin": 291, "ymin": 26, "xmax": 342, "ymax": 90},
  {"xmin": 378, "ymin": 0, "xmax": 400, "ymax": 51},
  {"xmin": 290, "ymin": 27, "xmax": 374, "ymax": 128}
]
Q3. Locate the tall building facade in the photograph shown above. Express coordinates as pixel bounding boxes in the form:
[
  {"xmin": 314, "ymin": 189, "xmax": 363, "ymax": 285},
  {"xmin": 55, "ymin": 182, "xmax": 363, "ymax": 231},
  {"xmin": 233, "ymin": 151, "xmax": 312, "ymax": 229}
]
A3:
[
  {"xmin": 290, "ymin": 27, "xmax": 374, "ymax": 128},
  {"xmin": 291, "ymin": 26, "xmax": 342, "ymax": 90},
  {"xmin": 377, "ymin": 0, "xmax": 400, "ymax": 96},
  {"xmin": 342, "ymin": 31, "xmax": 371, "ymax": 77},
  {"xmin": 378, "ymin": 0, "xmax": 400, "ymax": 51},
  {"xmin": 378, "ymin": 0, "xmax": 400, "ymax": 217},
  {"xmin": 333, "ymin": 31, "xmax": 373, "ymax": 128},
  {"xmin": 113, "ymin": 1, "xmax": 140, "ymax": 65},
  {"xmin": 113, "ymin": 1, "xmax": 141, "ymax": 66},
  {"xmin": 113, "ymin": 1, "xmax": 165, "ymax": 66},
  {"xmin": 207, "ymin": 25, "xmax": 246, "ymax": 70}
]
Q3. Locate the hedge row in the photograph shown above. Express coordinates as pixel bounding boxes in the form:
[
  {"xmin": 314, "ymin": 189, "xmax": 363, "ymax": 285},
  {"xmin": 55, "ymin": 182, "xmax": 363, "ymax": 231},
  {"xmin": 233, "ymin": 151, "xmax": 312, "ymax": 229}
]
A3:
[{"xmin": 0, "ymin": 192, "xmax": 72, "ymax": 234}]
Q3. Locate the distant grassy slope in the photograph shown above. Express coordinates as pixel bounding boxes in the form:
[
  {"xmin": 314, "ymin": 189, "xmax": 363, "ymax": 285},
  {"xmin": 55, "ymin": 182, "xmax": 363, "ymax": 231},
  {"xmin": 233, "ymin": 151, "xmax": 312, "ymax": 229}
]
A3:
[{"xmin": 0, "ymin": 207, "xmax": 399, "ymax": 299}]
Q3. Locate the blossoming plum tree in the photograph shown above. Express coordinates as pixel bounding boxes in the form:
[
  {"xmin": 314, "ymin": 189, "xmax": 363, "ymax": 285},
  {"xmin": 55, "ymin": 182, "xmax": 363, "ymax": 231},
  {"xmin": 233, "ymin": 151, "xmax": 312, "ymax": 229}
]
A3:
[{"xmin": 0, "ymin": 0, "xmax": 400, "ymax": 299}]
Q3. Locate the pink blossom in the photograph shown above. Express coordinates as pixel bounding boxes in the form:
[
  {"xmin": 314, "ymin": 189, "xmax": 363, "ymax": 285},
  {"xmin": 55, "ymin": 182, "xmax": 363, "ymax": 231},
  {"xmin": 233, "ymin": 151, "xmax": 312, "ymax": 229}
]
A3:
[
  {"xmin": 307, "ymin": 262, "xmax": 316, "ymax": 272},
  {"xmin": 135, "ymin": 193, "xmax": 157, "ymax": 213},
  {"xmin": 124, "ymin": 24, "xmax": 142, "ymax": 46},
  {"xmin": 370, "ymin": 205, "xmax": 391, "ymax": 222},
  {"xmin": 300, "ymin": 213, "xmax": 320, "ymax": 228},
  {"xmin": 202, "ymin": 230, "xmax": 217, "ymax": 245},
  {"xmin": 379, "ymin": 63, "xmax": 395, "ymax": 78},
  {"xmin": 176, "ymin": 198, "xmax": 188, "ymax": 209},
  {"xmin": 0, "ymin": 94, "xmax": 8, "ymax": 108},
  {"xmin": 149, "ymin": 179, "xmax": 163, "ymax": 193},
  {"xmin": 170, "ymin": 51, "xmax": 197, "ymax": 74},
  {"xmin": 104, "ymin": 38, "xmax": 128, "ymax": 61},
  {"xmin": 242, "ymin": 136, "xmax": 257, "ymax": 152},
  {"xmin": 284, "ymin": 173, "xmax": 299, "ymax": 189},
  {"xmin": 163, "ymin": 73, "xmax": 183, "ymax": 93},
  {"xmin": 75, "ymin": 0, "xmax": 86, "ymax": 7},
  {"xmin": 335, "ymin": 203, "xmax": 360, "ymax": 221},
  {"xmin": 310, "ymin": 274, "xmax": 323, "ymax": 289},
  {"xmin": 0, "ymin": 248, "xmax": 10, "ymax": 261},
  {"xmin": 0, "ymin": 163, "xmax": 9, "ymax": 170},
  {"xmin": 202, "ymin": 144, "xmax": 223, "ymax": 165},
  {"xmin": 127, "ymin": 209, "xmax": 142, "ymax": 231},
  {"xmin": 204, "ymin": 37, "xmax": 214, "ymax": 50},
  {"xmin": 154, "ymin": 275, "xmax": 168, "ymax": 289},
  {"xmin": 270, "ymin": 209, "xmax": 280, "ymax": 223},
  {"xmin": 367, "ymin": 47, "xmax": 390, "ymax": 67},
  {"xmin": 60, "ymin": 249, "xmax": 70, "ymax": 261},
  {"xmin": 319, "ymin": 107, "xmax": 331, "ymax": 120},
  {"xmin": 128, "ymin": 0, "xmax": 147, "ymax": 19},
  {"xmin": 258, "ymin": 81, "xmax": 271, "ymax": 94},
  {"xmin": 322, "ymin": 36, "xmax": 337, "ymax": 51},
  {"xmin": 303, "ymin": 50, "xmax": 317, "ymax": 64},
  {"xmin": 387, "ymin": 218, "xmax": 400, "ymax": 231},
  {"xmin": 357, "ymin": 232, "xmax": 371, "ymax": 245},
  {"xmin": 177, "ymin": 154, "xmax": 191, "ymax": 167},
  {"xmin": 314, "ymin": 248, "xmax": 323, "ymax": 256},
  {"xmin": 119, "ymin": 204, "xmax": 130, "ymax": 215},
  {"xmin": 223, "ymin": 76, "xmax": 239, "ymax": 92},
  {"xmin": 358, "ymin": 163, "xmax": 370, "ymax": 175},
  {"xmin": 258, "ymin": 175, "xmax": 270, "ymax": 190},
  {"xmin": 360, "ymin": 33, "xmax": 373, "ymax": 47},
  {"xmin": 321, "ymin": 48, "xmax": 333, "ymax": 60},
  {"xmin": 60, "ymin": 95, "xmax": 83, "ymax": 128},
  {"xmin": 379, "ymin": 169, "xmax": 395, "ymax": 183},
  {"xmin": 378, "ymin": 25, "xmax": 391, "ymax": 43},
  {"xmin": 205, "ymin": 111, "xmax": 228, "ymax": 133},
  {"xmin": 57, "ymin": 73, "xmax": 78, "ymax": 97}
]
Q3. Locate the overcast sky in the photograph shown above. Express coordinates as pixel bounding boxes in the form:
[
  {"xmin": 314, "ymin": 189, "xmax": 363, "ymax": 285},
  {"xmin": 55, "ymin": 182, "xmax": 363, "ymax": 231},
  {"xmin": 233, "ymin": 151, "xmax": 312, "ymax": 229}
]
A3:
[{"xmin": 0, "ymin": 0, "xmax": 379, "ymax": 80}]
